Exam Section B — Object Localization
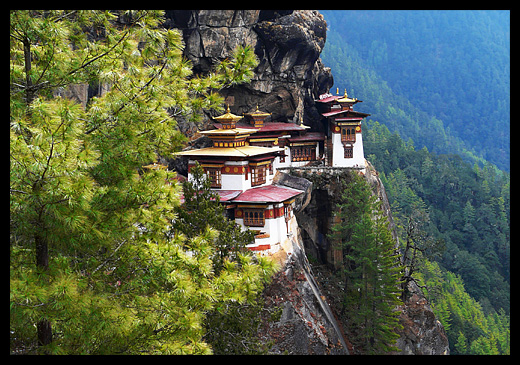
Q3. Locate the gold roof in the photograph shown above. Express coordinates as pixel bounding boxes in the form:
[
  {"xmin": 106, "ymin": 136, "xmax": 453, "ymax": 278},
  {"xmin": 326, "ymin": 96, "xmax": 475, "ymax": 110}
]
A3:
[
  {"xmin": 244, "ymin": 105, "xmax": 271, "ymax": 117},
  {"xmin": 199, "ymin": 128, "xmax": 256, "ymax": 137},
  {"xmin": 337, "ymin": 89, "xmax": 357, "ymax": 103},
  {"xmin": 212, "ymin": 105, "xmax": 243, "ymax": 122},
  {"xmin": 175, "ymin": 145, "xmax": 283, "ymax": 158}
]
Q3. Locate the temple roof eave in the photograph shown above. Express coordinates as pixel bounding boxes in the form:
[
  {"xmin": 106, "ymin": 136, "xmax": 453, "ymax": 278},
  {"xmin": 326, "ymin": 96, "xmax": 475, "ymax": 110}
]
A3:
[{"xmin": 174, "ymin": 145, "xmax": 284, "ymax": 158}]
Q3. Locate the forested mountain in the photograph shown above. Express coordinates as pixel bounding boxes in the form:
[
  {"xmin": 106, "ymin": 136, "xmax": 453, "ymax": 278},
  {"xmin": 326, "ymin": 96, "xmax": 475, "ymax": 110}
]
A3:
[
  {"xmin": 320, "ymin": 10, "xmax": 510, "ymax": 171},
  {"xmin": 10, "ymin": 9, "xmax": 509, "ymax": 355},
  {"xmin": 363, "ymin": 121, "xmax": 510, "ymax": 354},
  {"xmin": 319, "ymin": 10, "xmax": 509, "ymax": 354}
]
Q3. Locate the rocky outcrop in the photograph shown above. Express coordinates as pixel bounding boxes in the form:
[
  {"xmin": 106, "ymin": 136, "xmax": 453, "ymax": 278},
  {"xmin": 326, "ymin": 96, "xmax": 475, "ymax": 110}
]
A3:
[
  {"xmin": 164, "ymin": 10, "xmax": 333, "ymax": 132},
  {"xmin": 394, "ymin": 282, "xmax": 450, "ymax": 355},
  {"xmin": 258, "ymin": 228, "xmax": 349, "ymax": 354}
]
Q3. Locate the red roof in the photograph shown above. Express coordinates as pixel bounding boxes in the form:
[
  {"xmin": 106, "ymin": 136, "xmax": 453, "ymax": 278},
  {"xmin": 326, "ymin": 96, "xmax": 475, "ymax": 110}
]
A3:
[
  {"xmin": 288, "ymin": 132, "xmax": 325, "ymax": 142},
  {"xmin": 256, "ymin": 122, "xmax": 306, "ymax": 132},
  {"xmin": 315, "ymin": 94, "xmax": 343, "ymax": 103},
  {"xmin": 215, "ymin": 190, "xmax": 242, "ymax": 202},
  {"xmin": 179, "ymin": 189, "xmax": 241, "ymax": 204},
  {"xmin": 321, "ymin": 109, "xmax": 370, "ymax": 118},
  {"xmin": 232, "ymin": 185, "xmax": 303, "ymax": 203}
]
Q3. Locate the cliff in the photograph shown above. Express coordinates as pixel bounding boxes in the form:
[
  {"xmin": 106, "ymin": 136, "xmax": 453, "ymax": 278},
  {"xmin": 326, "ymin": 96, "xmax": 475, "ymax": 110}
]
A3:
[
  {"xmin": 276, "ymin": 166, "xmax": 449, "ymax": 355},
  {"xmin": 164, "ymin": 10, "xmax": 333, "ymax": 134},
  {"xmin": 167, "ymin": 10, "xmax": 449, "ymax": 354}
]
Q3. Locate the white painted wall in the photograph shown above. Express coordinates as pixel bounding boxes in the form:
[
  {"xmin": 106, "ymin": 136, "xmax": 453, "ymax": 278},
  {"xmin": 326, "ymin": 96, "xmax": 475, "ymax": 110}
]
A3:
[
  {"xmin": 331, "ymin": 132, "xmax": 365, "ymax": 169},
  {"xmin": 221, "ymin": 161, "xmax": 251, "ymax": 191},
  {"xmin": 235, "ymin": 202, "xmax": 296, "ymax": 250}
]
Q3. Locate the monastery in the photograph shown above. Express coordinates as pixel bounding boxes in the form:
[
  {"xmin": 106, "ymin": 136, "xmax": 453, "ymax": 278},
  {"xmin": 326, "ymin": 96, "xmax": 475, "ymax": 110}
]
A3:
[{"xmin": 175, "ymin": 89, "xmax": 370, "ymax": 253}]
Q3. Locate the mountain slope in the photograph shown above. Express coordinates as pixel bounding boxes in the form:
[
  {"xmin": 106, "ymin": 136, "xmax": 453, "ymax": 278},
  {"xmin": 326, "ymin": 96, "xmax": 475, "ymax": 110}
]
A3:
[{"xmin": 320, "ymin": 10, "xmax": 510, "ymax": 171}]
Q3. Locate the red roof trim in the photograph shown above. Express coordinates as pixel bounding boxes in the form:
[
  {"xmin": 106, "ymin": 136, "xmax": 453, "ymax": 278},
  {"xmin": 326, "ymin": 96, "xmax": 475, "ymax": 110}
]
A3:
[
  {"xmin": 231, "ymin": 185, "xmax": 303, "ymax": 203},
  {"xmin": 288, "ymin": 132, "xmax": 325, "ymax": 142},
  {"xmin": 322, "ymin": 109, "xmax": 370, "ymax": 118},
  {"xmin": 315, "ymin": 95, "xmax": 343, "ymax": 103}
]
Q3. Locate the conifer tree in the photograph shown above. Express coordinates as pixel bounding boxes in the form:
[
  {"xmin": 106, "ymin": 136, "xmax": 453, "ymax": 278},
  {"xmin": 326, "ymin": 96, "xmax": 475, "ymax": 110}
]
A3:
[
  {"xmin": 329, "ymin": 172, "xmax": 403, "ymax": 354},
  {"xmin": 10, "ymin": 10, "xmax": 268, "ymax": 354},
  {"xmin": 173, "ymin": 163, "xmax": 274, "ymax": 354}
]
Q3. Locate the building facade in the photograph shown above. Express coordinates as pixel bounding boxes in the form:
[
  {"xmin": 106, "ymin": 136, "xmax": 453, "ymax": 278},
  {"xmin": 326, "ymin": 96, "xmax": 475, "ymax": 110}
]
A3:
[
  {"xmin": 315, "ymin": 89, "xmax": 370, "ymax": 170},
  {"xmin": 175, "ymin": 90, "xmax": 369, "ymax": 252}
]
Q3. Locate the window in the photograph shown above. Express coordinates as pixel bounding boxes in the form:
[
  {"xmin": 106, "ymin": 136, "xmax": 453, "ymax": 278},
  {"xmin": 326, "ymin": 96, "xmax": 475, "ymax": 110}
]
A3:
[
  {"xmin": 341, "ymin": 127, "xmax": 356, "ymax": 142},
  {"xmin": 291, "ymin": 146, "xmax": 316, "ymax": 162},
  {"xmin": 204, "ymin": 167, "xmax": 221, "ymax": 188},
  {"xmin": 284, "ymin": 203, "xmax": 292, "ymax": 222},
  {"xmin": 251, "ymin": 165, "xmax": 266, "ymax": 186},
  {"xmin": 344, "ymin": 145, "xmax": 353, "ymax": 159},
  {"xmin": 243, "ymin": 209, "xmax": 265, "ymax": 227}
]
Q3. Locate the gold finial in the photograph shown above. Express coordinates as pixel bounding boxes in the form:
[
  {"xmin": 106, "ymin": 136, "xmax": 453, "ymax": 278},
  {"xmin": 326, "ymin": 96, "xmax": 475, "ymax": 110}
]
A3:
[
  {"xmin": 344, "ymin": 89, "xmax": 348, "ymax": 97},
  {"xmin": 226, "ymin": 104, "xmax": 231, "ymax": 113},
  {"xmin": 336, "ymin": 87, "xmax": 339, "ymax": 95},
  {"xmin": 256, "ymin": 104, "xmax": 260, "ymax": 111}
]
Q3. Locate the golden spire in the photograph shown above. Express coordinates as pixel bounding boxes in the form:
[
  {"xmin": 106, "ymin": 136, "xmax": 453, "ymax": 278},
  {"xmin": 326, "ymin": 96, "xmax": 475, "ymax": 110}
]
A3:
[
  {"xmin": 213, "ymin": 104, "xmax": 243, "ymax": 129},
  {"xmin": 336, "ymin": 87, "xmax": 339, "ymax": 95},
  {"xmin": 337, "ymin": 88, "xmax": 357, "ymax": 103}
]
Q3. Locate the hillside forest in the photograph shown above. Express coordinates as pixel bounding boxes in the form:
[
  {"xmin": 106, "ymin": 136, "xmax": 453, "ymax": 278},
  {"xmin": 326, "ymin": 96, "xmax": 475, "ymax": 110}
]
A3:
[
  {"xmin": 321, "ymin": 10, "xmax": 510, "ymax": 172},
  {"xmin": 320, "ymin": 10, "xmax": 510, "ymax": 354}
]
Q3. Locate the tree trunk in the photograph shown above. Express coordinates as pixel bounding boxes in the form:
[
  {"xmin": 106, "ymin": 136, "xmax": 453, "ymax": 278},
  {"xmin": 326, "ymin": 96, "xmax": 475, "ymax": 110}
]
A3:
[
  {"xmin": 35, "ymin": 233, "xmax": 49, "ymax": 270},
  {"xmin": 35, "ymin": 232, "xmax": 52, "ymax": 349},
  {"xmin": 23, "ymin": 38, "xmax": 35, "ymax": 106},
  {"xmin": 37, "ymin": 320, "xmax": 53, "ymax": 347}
]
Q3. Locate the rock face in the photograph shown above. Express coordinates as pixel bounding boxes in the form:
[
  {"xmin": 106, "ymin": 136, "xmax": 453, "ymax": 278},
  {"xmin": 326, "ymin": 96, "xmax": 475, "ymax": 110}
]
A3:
[
  {"xmin": 258, "ymin": 230, "xmax": 349, "ymax": 354},
  {"xmin": 394, "ymin": 282, "xmax": 450, "ymax": 355},
  {"xmin": 164, "ymin": 10, "xmax": 333, "ymax": 131}
]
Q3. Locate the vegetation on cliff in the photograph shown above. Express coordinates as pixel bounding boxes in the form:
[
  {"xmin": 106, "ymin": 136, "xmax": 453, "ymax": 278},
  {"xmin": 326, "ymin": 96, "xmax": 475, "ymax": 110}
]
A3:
[
  {"xmin": 10, "ymin": 10, "xmax": 271, "ymax": 354},
  {"xmin": 364, "ymin": 121, "xmax": 510, "ymax": 354},
  {"xmin": 329, "ymin": 173, "xmax": 403, "ymax": 354}
]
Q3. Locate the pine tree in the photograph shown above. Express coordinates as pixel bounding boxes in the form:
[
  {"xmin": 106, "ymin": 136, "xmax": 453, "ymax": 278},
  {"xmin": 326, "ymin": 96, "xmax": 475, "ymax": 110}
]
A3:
[
  {"xmin": 173, "ymin": 162, "xmax": 276, "ymax": 354},
  {"xmin": 454, "ymin": 331, "xmax": 467, "ymax": 354},
  {"xmin": 329, "ymin": 172, "xmax": 403, "ymax": 354},
  {"xmin": 10, "ymin": 10, "xmax": 269, "ymax": 354}
]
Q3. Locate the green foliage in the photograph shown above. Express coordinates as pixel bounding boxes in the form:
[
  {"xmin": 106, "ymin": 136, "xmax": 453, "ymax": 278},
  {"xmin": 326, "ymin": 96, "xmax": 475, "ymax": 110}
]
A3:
[
  {"xmin": 329, "ymin": 173, "xmax": 403, "ymax": 354},
  {"xmin": 363, "ymin": 121, "xmax": 510, "ymax": 354},
  {"xmin": 321, "ymin": 10, "xmax": 509, "ymax": 171},
  {"xmin": 417, "ymin": 260, "xmax": 510, "ymax": 355},
  {"xmin": 10, "ymin": 10, "xmax": 268, "ymax": 354},
  {"xmin": 173, "ymin": 163, "xmax": 276, "ymax": 354}
]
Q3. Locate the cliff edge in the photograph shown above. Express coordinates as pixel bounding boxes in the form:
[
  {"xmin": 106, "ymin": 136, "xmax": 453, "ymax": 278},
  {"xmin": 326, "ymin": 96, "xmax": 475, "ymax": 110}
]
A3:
[{"xmin": 164, "ymin": 10, "xmax": 333, "ymax": 134}]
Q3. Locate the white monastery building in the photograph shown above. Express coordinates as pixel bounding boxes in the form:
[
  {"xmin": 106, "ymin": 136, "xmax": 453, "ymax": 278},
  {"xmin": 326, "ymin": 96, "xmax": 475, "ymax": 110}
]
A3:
[{"xmin": 175, "ymin": 88, "xmax": 370, "ymax": 253}]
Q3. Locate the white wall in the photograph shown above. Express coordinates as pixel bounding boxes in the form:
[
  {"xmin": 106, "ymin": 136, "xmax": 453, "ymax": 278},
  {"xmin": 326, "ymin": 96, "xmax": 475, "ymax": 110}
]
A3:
[
  {"xmin": 331, "ymin": 132, "xmax": 365, "ymax": 169},
  {"xmin": 235, "ymin": 202, "xmax": 296, "ymax": 250},
  {"xmin": 221, "ymin": 161, "xmax": 251, "ymax": 191}
]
